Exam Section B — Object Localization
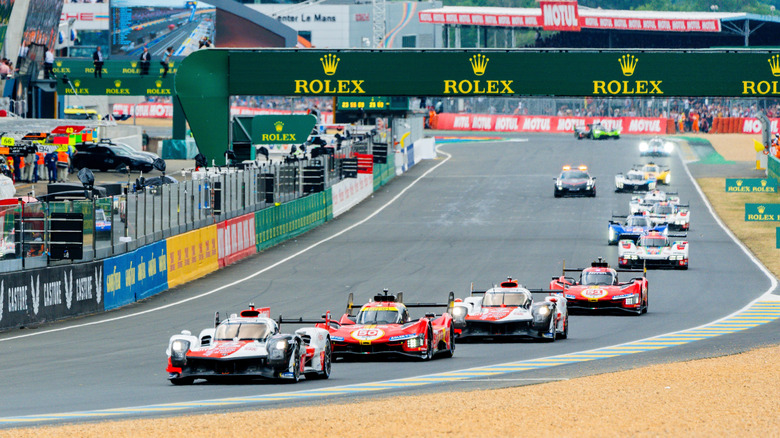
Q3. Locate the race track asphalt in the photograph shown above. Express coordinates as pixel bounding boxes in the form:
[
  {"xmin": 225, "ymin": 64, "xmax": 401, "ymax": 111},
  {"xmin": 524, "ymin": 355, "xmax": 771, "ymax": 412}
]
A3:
[{"xmin": 0, "ymin": 133, "xmax": 775, "ymax": 419}]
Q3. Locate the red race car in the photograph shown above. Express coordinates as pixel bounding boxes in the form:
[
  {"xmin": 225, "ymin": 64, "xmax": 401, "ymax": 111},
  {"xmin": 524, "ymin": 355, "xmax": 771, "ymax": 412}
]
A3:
[
  {"xmin": 296, "ymin": 290, "xmax": 456, "ymax": 360},
  {"xmin": 549, "ymin": 258, "xmax": 648, "ymax": 315}
]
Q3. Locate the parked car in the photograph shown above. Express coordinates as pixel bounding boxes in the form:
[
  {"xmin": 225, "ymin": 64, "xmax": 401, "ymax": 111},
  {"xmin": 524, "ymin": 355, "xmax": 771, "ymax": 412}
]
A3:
[{"xmin": 72, "ymin": 144, "xmax": 155, "ymax": 172}]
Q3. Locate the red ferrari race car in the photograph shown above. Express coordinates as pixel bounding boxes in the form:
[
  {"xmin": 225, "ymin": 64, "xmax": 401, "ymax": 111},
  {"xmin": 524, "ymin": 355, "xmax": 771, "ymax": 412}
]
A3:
[
  {"xmin": 549, "ymin": 258, "xmax": 648, "ymax": 315},
  {"xmin": 291, "ymin": 290, "xmax": 456, "ymax": 360},
  {"xmin": 450, "ymin": 277, "xmax": 568, "ymax": 341}
]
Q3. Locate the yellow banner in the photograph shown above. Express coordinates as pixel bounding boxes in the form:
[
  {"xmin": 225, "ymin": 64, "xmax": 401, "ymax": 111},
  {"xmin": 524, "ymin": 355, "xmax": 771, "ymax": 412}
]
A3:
[{"xmin": 166, "ymin": 224, "xmax": 219, "ymax": 288}]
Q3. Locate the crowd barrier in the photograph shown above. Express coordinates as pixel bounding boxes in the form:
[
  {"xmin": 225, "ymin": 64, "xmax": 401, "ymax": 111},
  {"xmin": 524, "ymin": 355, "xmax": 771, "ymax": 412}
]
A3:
[
  {"xmin": 434, "ymin": 114, "xmax": 669, "ymax": 135},
  {"xmin": 0, "ymin": 139, "xmax": 418, "ymax": 331}
]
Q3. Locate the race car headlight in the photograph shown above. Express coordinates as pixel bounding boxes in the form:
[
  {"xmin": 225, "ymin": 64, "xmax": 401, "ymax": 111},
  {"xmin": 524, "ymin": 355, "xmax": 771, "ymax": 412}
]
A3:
[
  {"xmin": 556, "ymin": 181, "xmax": 563, "ymax": 189},
  {"xmin": 406, "ymin": 335, "xmax": 424, "ymax": 349},
  {"xmin": 451, "ymin": 306, "xmax": 467, "ymax": 320},
  {"xmin": 171, "ymin": 339, "xmax": 190, "ymax": 355},
  {"xmin": 639, "ymin": 141, "xmax": 649, "ymax": 152},
  {"xmin": 664, "ymin": 142, "xmax": 675, "ymax": 152},
  {"xmin": 268, "ymin": 339, "xmax": 288, "ymax": 359},
  {"xmin": 274, "ymin": 339, "xmax": 288, "ymax": 351},
  {"xmin": 624, "ymin": 294, "xmax": 640, "ymax": 305},
  {"xmin": 537, "ymin": 306, "xmax": 550, "ymax": 316}
]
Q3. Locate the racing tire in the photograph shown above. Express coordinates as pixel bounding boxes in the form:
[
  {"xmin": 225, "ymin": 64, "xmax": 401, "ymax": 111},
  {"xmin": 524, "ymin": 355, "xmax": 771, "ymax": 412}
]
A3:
[
  {"xmin": 554, "ymin": 190, "xmax": 562, "ymax": 198},
  {"xmin": 442, "ymin": 323, "xmax": 455, "ymax": 358},
  {"xmin": 543, "ymin": 317, "xmax": 556, "ymax": 342},
  {"xmin": 589, "ymin": 188, "xmax": 596, "ymax": 198},
  {"xmin": 559, "ymin": 312, "xmax": 569, "ymax": 339},
  {"xmin": 306, "ymin": 339, "xmax": 331, "ymax": 380},
  {"xmin": 170, "ymin": 376, "xmax": 194, "ymax": 386},
  {"xmin": 422, "ymin": 326, "xmax": 434, "ymax": 360},
  {"xmin": 285, "ymin": 343, "xmax": 302, "ymax": 383}
]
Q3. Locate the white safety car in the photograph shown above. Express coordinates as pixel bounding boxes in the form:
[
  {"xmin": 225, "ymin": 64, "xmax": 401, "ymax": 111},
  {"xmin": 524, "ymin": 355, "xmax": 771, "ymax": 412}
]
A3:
[
  {"xmin": 166, "ymin": 304, "xmax": 331, "ymax": 385},
  {"xmin": 629, "ymin": 190, "xmax": 681, "ymax": 215},
  {"xmin": 451, "ymin": 277, "xmax": 568, "ymax": 341},
  {"xmin": 646, "ymin": 201, "xmax": 690, "ymax": 231},
  {"xmin": 618, "ymin": 230, "xmax": 689, "ymax": 270}
]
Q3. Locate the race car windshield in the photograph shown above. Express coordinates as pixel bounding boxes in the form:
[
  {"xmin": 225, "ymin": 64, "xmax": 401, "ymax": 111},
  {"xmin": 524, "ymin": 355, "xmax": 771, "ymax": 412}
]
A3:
[
  {"xmin": 561, "ymin": 171, "xmax": 589, "ymax": 180},
  {"xmin": 640, "ymin": 236, "xmax": 668, "ymax": 247},
  {"xmin": 627, "ymin": 216, "xmax": 649, "ymax": 227},
  {"xmin": 581, "ymin": 271, "xmax": 615, "ymax": 286},
  {"xmin": 626, "ymin": 173, "xmax": 643, "ymax": 181},
  {"xmin": 214, "ymin": 323, "xmax": 271, "ymax": 341},
  {"xmin": 483, "ymin": 292, "xmax": 530, "ymax": 307},
  {"xmin": 653, "ymin": 204, "xmax": 674, "ymax": 214},
  {"xmin": 357, "ymin": 309, "xmax": 401, "ymax": 324},
  {"xmin": 644, "ymin": 165, "xmax": 659, "ymax": 173}
]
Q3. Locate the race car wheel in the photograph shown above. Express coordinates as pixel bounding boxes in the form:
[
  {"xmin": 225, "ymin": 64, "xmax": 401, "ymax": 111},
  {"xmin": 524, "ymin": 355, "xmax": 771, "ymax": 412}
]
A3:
[
  {"xmin": 442, "ymin": 323, "xmax": 455, "ymax": 358},
  {"xmin": 306, "ymin": 340, "xmax": 331, "ymax": 380},
  {"xmin": 589, "ymin": 188, "xmax": 596, "ymax": 197},
  {"xmin": 559, "ymin": 312, "xmax": 569, "ymax": 339},
  {"xmin": 286, "ymin": 343, "xmax": 301, "ymax": 383},
  {"xmin": 170, "ymin": 376, "xmax": 194, "ymax": 386},
  {"xmin": 554, "ymin": 190, "xmax": 562, "ymax": 198},
  {"xmin": 544, "ymin": 317, "xmax": 556, "ymax": 342},
  {"xmin": 422, "ymin": 326, "xmax": 434, "ymax": 360}
]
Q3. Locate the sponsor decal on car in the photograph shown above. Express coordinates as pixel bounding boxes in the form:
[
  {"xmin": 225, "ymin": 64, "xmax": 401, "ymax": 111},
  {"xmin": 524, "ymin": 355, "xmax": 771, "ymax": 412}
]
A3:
[
  {"xmin": 350, "ymin": 328, "xmax": 385, "ymax": 342},
  {"xmin": 581, "ymin": 288, "xmax": 608, "ymax": 301},
  {"xmin": 331, "ymin": 336, "xmax": 344, "ymax": 341},
  {"xmin": 389, "ymin": 333, "xmax": 416, "ymax": 342}
]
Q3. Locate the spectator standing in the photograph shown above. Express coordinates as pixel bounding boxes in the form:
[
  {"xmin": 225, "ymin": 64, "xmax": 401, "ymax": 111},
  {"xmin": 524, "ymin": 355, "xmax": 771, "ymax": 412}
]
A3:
[
  {"xmin": 142, "ymin": 130, "xmax": 149, "ymax": 151},
  {"xmin": 44, "ymin": 49, "xmax": 54, "ymax": 79},
  {"xmin": 56, "ymin": 149, "xmax": 69, "ymax": 182},
  {"xmin": 93, "ymin": 46, "xmax": 104, "ymax": 78},
  {"xmin": 45, "ymin": 151, "xmax": 57, "ymax": 182},
  {"xmin": 139, "ymin": 47, "xmax": 151, "ymax": 75},
  {"xmin": 23, "ymin": 145, "xmax": 36, "ymax": 182},
  {"xmin": 0, "ymin": 59, "xmax": 9, "ymax": 79},
  {"xmin": 35, "ymin": 150, "xmax": 44, "ymax": 182},
  {"xmin": 161, "ymin": 46, "xmax": 173, "ymax": 77}
]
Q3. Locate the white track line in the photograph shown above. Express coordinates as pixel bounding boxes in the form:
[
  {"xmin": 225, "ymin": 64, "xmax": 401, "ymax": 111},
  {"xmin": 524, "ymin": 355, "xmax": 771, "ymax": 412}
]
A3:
[{"xmin": 0, "ymin": 148, "xmax": 453, "ymax": 343}]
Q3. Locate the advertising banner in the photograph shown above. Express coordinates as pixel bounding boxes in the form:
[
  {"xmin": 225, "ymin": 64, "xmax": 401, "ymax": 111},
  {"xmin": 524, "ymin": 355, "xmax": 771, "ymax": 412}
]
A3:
[
  {"xmin": 255, "ymin": 191, "xmax": 330, "ymax": 252},
  {"xmin": 166, "ymin": 225, "xmax": 219, "ymax": 289},
  {"xmin": 217, "ymin": 213, "xmax": 257, "ymax": 268},
  {"xmin": 1, "ymin": 261, "xmax": 103, "ymax": 331},
  {"xmin": 745, "ymin": 203, "xmax": 780, "ymax": 221},
  {"xmin": 725, "ymin": 178, "xmax": 777, "ymax": 193},
  {"xmin": 56, "ymin": 76, "xmax": 174, "ymax": 96},
  {"xmin": 331, "ymin": 173, "xmax": 373, "ymax": 218},
  {"xmin": 741, "ymin": 118, "xmax": 780, "ymax": 134},
  {"xmin": 103, "ymin": 240, "xmax": 169, "ymax": 311},
  {"xmin": 111, "ymin": 103, "xmax": 334, "ymax": 123},
  {"xmin": 435, "ymin": 114, "xmax": 667, "ymax": 135},
  {"xmin": 251, "ymin": 115, "xmax": 317, "ymax": 145},
  {"xmin": 540, "ymin": 1, "xmax": 579, "ymax": 31}
]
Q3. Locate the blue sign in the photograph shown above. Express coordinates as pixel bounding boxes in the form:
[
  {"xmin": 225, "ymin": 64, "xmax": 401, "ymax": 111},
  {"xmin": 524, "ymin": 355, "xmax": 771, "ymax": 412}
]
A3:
[{"xmin": 103, "ymin": 240, "xmax": 168, "ymax": 311}]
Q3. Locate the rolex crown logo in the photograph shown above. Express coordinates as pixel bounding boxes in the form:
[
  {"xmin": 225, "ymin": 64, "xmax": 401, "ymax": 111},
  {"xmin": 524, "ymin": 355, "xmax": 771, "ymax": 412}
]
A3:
[
  {"xmin": 274, "ymin": 121, "xmax": 284, "ymax": 132},
  {"xmin": 114, "ymin": 80, "xmax": 122, "ymax": 88},
  {"xmin": 320, "ymin": 54, "xmax": 340, "ymax": 76},
  {"xmin": 736, "ymin": 179, "xmax": 743, "ymax": 186},
  {"xmin": 131, "ymin": 61, "xmax": 137, "ymax": 68},
  {"xmin": 56, "ymin": 61, "xmax": 62, "ymax": 67},
  {"xmin": 469, "ymin": 54, "xmax": 489, "ymax": 76},
  {"xmin": 758, "ymin": 205, "xmax": 766, "ymax": 214},
  {"xmin": 73, "ymin": 79, "xmax": 81, "ymax": 87},
  {"xmin": 769, "ymin": 55, "xmax": 780, "ymax": 77},
  {"xmin": 155, "ymin": 80, "xmax": 162, "ymax": 88},
  {"xmin": 618, "ymin": 54, "xmax": 638, "ymax": 77},
  {"xmin": 761, "ymin": 179, "xmax": 768, "ymax": 187}
]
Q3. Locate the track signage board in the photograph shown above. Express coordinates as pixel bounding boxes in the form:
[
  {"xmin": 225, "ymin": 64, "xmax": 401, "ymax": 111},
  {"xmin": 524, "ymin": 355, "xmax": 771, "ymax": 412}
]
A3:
[
  {"xmin": 251, "ymin": 115, "xmax": 316, "ymax": 145},
  {"xmin": 745, "ymin": 203, "xmax": 780, "ymax": 221},
  {"xmin": 726, "ymin": 178, "xmax": 777, "ymax": 193}
]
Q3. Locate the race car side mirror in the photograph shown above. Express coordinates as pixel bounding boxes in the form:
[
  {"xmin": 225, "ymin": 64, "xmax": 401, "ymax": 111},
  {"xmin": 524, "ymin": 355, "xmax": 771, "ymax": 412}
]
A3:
[
  {"xmin": 592, "ymin": 177, "xmax": 597, "ymax": 180},
  {"xmin": 425, "ymin": 312, "xmax": 436, "ymax": 318}
]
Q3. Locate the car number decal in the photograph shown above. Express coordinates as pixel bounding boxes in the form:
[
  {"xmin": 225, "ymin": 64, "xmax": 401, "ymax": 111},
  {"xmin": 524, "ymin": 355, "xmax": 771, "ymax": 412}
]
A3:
[
  {"xmin": 350, "ymin": 328, "xmax": 385, "ymax": 342},
  {"xmin": 581, "ymin": 288, "xmax": 608, "ymax": 301}
]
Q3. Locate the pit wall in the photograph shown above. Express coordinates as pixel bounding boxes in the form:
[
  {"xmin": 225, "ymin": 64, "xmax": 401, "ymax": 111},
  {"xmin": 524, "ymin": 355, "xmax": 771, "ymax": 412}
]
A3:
[{"xmin": 0, "ymin": 147, "xmax": 418, "ymax": 330}]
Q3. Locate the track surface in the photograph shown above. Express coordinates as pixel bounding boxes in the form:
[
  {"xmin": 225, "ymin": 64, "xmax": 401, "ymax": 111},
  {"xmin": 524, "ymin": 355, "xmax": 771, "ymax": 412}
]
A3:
[{"xmin": 0, "ymin": 133, "xmax": 773, "ymax": 418}]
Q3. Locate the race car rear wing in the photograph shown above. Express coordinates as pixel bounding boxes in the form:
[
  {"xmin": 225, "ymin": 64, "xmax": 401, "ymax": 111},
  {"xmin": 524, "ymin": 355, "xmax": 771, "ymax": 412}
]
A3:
[
  {"xmin": 346, "ymin": 291, "xmax": 456, "ymax": 317},
  {"xmin": 668, "ymin": 232, "xmax": 688, "ymax": 238},
  {"xmin": 278, "ymin": 311, "xmax": 341, "ymax": 329},
  {"xmin": 558, "ymin": 259, "xmax": 646, "ymax": 276}
]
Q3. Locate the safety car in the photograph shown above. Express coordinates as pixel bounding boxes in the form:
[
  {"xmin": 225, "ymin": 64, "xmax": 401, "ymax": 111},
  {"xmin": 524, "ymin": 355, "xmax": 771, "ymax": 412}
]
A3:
[
  {"xmin": 618, "ymin": 230, "xmax": 689, "ymax": 270},
  {"xmin": 639, "ymin": 137, "xmax": 675, "ymax": 156},
  {"xmin": 308, "ymin": 290, "xmax": 455, "ymax": 360},
  {"xmin": 638, "ymin": 162, "xmax": 671, "ymax": 185},
  {"xmin": 629, "ymin": 190, "xmax": 680, "ymax": 214},
  {"xmin": 450, "ymin": 277, "xmax": 567, "ymax": 341},
  {"xmin": 554, "ymin": 165, "xmax": 596, "ymax": 197},
  {"xmin": 608, "ymin": 213, "xmax": 668, "ymax": 245},
  {"xmin": 646, "ymin": 201, "xmax": 690, "ymax": 231},
  {"xmin": 165, "ymin": 304, "xmax": 332, "ymax": 385},
  {"xmin": 549, "ymin": 258, "xmax": 648, "ymax": 315},
  {"xmin": 614, "ymin": 167, "xmax": 657, "ymax": 192}
]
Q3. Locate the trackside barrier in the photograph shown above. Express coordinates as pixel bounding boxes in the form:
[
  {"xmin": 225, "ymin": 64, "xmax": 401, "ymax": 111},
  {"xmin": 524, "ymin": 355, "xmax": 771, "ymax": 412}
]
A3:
[
  {"xmin": 0, "ymin": 261, "xmax": 104, "ymax": 331},
  {"xmin": 332, "ymin": 174, "xmax": 373, "ymax": 218},
  {"xmin": 255, "ymin": 190, "xmax": 332, "ymax": 252},
  {"xmin": 217, "ymin": 213, "xmax": 257, "ymax": 268},
  {"xmin": 768, "ymin": 155, "xmax": 780, "ymax": 181},
  {"xmin": 103, "ymin": 240, "xmax": 169, "ymax": 310},
  {"xmin": 166, "ymin": 225, "xmax": 219, "ymax": 289},
  {"xmin": 373, "ymin": 157, "xmax": 395, "ymax": 190}
]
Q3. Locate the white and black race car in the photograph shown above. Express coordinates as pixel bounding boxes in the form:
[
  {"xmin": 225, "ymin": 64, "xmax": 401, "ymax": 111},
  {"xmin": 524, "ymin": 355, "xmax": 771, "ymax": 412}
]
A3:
[
  {"xmin": 451, "ymin": 277, "xmax": 568, "ymax": 341},
  {"xmin": 618, "ymin": 230, "xmax": 689, "ymax": 270},
  {"xmin": 646, "ymin": 201, "xmax": 690, "ymax": 231},
  {"xmin": 629, "ymin": 190, "xmax": 681, "ymax": 215},
  {"xmin": 615, "ymin": 167, "xmax": 657, "ymax": 192},
  {"xmin": 639, "ymin": 137, "xmax": 675, "ymax": 156},
  {"xmin": 166, "ymin": 304, "xmax": 331, "ymax": 385}
]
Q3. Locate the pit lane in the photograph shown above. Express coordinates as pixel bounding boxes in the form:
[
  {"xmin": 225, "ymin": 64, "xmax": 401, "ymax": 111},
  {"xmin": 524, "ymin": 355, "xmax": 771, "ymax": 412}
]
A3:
[{"xmin": 0, "ymin": 133, "xmax": 775, "ymax": 422}]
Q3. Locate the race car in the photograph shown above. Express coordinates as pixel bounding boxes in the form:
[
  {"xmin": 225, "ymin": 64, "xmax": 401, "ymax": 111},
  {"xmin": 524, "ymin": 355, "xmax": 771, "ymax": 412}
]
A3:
[
  {"xmin": 165, "ymin": 304, "xmax": 332, "ymax": 385},
  {"xmin": 639, "ymin": 137, "xmax": 675, "ymax": 156},
  {"xmin": 639, "ymin": 162, "xmax": 670, "ymax": 185},
  {"xmin": 554, "ymin": 165, "xmax": 596, "ymax": 197},
  {"xmin": 608, "ymin": 213, "xmax": 668, "ymax": 245},
  {"xmin": 309, "ymin": 290, "xmax": 455, "ymax": 360},
  {"xmin": 618, "ymin": 230, "xmax": 689, "ymax": 270},
  {"xmin": 549, "ymin": 258, "xmax": 648, "ymax": 315},
  {"xmin": 450, "ymin": 277, "xmax": 567, "ymax": 341},
  {"xmin": 629, "ymin": 190, "xmax": 680, "ymax": 215},
  {"xmin": 646, "ymin": 201, "xmax": 690, "ymax": 231},
  {"xmin": 614, "ymin": 167, "xmax": 657, "ymax": 192},
  {"xmin": 574, "ymin": 123, "xmax": 620, "ymax": 140}
]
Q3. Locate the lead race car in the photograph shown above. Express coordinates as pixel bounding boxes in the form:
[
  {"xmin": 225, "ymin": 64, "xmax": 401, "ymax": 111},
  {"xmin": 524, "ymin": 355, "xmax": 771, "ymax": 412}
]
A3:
[
  {"xmin": 450, "ymin": 277, "xmax": 568, "ymax": 341},
  {"xmin": 165, "ymin": 304, "xmax": 332, "ymax": 385},
  {"xmin": 639, "ymin": 137, "xmax": 675, "ymax": 157},
  {"xmin": 296, "ymin": 290, "xmax": 455, "ymax": 360},
  {"xmin": 614, "ymin": 167, "xmax": 657, "ymax": 192},
  {"xmin": 549, "ymin": 258, "xmax": 648, "ymax": 315},
  {"xmin": 619, "ymin": 230, "xmax": 689, "ymax": 270}
]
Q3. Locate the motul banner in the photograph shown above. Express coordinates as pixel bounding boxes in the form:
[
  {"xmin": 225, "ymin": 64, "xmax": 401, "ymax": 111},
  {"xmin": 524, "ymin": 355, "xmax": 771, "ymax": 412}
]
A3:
[
  {"xmin": 112, "ymin": 104, "xmax": 334, "ymax": 123},
  {"xmin": 580, "ymin": 16, "xmax": 720, "ymax": 32},
  {"xmin": 540, "ymin": 1, "xmax": 580, "ymax": 31},
  {"xmin": 741, "ymin": 118, "xmax": 780, "ymax": 134},
  {"xmin": 436, "ymin": 114, "xmax": 667, "ymax": 135},
  {"xmin": 217, "ymin": 213, "xmax": 257, "ymax": 268}
]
